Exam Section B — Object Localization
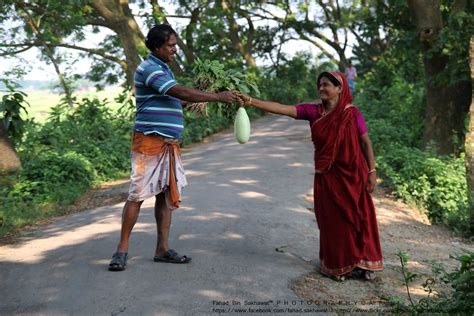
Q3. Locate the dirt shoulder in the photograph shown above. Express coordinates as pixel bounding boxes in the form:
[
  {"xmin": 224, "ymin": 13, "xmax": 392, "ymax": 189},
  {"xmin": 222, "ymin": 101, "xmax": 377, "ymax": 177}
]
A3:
[{"xmin": 291, "ymin": 186, "xmax": 474, "ymax": 312}]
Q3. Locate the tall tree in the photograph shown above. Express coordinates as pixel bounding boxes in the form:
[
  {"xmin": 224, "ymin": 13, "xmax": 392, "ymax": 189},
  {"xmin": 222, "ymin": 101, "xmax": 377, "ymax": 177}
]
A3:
[
  {"xmin": 246, "ymin": 1, "xmax": 357, "ymax": 69},
  {"xmin": 408, "ymin": 0, "xmax": 472, "ymax": 154},
  {"xmin": 350, "ymin": 0, "xmax": 418, "ymax": 75},
  {"xmin": 161, "ymin": 0, "xmax": 263, "ymax": 69},
  {"xmin": 218, "ymin": 0, "xmax": 256, "ymax": 68}
]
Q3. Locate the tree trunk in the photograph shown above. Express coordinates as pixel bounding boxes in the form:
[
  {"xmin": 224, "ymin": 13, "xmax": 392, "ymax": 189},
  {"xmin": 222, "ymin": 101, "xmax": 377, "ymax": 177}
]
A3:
[
  {"xmin": 220, "ymin": 0, "xmax": 256, "ymax": 68},
  {"xmin": 408, "ymin": 0, "xmax": 471, "ymax": 154},
  {"xmin": 113, "ymin": 20, "xmax": 146, "ymax": 87},
  {"xmin": 90, "ymin": 0, "xmax": 147, "ymax": 87},
  {"xmin": 0, "ymin": 124, "xmax": 21, "ymax": 175},
  {"xmin": 466, "ymin": 36, "xmax": 474, "ymax": 233}
]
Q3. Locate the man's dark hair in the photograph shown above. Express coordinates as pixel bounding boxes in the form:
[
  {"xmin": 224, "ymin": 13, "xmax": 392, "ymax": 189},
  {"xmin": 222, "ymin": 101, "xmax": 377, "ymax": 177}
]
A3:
[{"xmin": 145, "ymin": 24, "xmax": 178, "ymax": 51}]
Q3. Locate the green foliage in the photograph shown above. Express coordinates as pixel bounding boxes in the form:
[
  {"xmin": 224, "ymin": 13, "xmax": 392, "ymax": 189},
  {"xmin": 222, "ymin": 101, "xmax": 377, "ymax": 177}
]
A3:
[
  {"xmin": 375, "ymin": 142, "xmax": 469, "ymax": 235},
  {"xmin": 352, "ymin": 0, "xmax": 418, "ymax": 75},
  {"xmin": 20, "ymin": 150, "xmax": 97, "ymax": 202},
  {"xmin": 262, "ymin": 52, "xmax": 335, "ymax": 104},
  {"xmin": 396, "ymin": 251, "xmax": 418, "ymax": 309},
  {"xmin": 354, "ymin": 34, "xmax": 470, "ymax": 235},
  {"xmin": 24, "ymin": 97, "xmax": 132, "ymax": 181},
  {"xmin": 432, "ymin": 2, "xmax": 474, "ymax": 86},
  {"xmin": 391, "ymin": 250, "xmax": 474, "ymax": 313},
  {"xmin": 0, "ymin": 79, "xmax": 30, "ymax": 142},
  {"xmin": 356, "ymin": 54, "xmax": 425, "ymax": 152}
]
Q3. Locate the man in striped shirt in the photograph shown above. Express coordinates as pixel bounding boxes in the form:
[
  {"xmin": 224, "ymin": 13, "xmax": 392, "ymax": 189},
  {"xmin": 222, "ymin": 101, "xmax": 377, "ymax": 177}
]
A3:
[{"xmin": 109, "ymin": 24, "xmax": 240, "ymax": 271}]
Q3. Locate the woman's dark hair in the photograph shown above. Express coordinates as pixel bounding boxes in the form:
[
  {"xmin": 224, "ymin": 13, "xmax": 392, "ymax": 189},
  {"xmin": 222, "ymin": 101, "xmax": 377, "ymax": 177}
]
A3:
[
  {"xmin": 317, "ymin": 72, "xmax": 341, "ymax": 87},
  {"xmin": 145, "ymin": 24, "xmax": 178, "ymax": 51}
]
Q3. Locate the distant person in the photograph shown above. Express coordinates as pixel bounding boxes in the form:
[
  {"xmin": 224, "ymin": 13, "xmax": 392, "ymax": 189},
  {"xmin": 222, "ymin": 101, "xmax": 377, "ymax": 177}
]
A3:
[
  {"xmin": 108, "ymin": 24, "xmax": 241, "ymax": 271},
  {"xmin": 236, "ymin": 72, "xmax": 382, "ymax": 281},
  {"xmin": 345, "ymin": 60, "xmax": 357, "ymax": 95}
]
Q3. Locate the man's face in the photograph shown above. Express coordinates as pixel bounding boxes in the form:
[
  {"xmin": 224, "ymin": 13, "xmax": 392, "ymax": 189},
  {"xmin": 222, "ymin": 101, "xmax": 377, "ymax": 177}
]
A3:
[{"xmin": 154, "ymin": 34, "xmax": 178, "ymax": 63}]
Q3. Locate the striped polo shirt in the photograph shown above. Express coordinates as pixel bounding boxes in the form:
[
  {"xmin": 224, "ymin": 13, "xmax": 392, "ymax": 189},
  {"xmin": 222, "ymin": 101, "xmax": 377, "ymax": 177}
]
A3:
[{"xmin": 133, "ymin": 54, "xmax": 183, "ymax": 139}]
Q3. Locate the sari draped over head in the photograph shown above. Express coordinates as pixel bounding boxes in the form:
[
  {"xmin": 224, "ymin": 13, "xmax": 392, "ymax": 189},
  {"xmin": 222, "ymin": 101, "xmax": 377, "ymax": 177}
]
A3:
[{"xmin": 312, "ymin": 72, "xmax": 382, "ymax": 276}]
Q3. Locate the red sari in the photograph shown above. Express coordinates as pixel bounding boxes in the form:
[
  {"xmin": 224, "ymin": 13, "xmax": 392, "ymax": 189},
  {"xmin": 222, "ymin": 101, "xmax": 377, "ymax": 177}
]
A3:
[{"xmin": 312, "ymin": 72, "xmax": 382, "ymax": 276}]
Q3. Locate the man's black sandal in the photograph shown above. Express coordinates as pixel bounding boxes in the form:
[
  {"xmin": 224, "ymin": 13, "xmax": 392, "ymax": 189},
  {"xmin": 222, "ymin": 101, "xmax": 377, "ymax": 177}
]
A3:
[
  {"xmin": 108, "ymin": 252, "xmax": 128, "ymax": 271},
  {"xmin": 153, "ymin": 249, "xmax": 191, "ymax": 264}
]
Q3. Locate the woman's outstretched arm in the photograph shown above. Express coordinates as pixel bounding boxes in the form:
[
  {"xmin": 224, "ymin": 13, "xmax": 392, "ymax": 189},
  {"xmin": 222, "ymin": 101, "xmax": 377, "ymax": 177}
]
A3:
[{"xmin": 238, "ymin": 93, "xmax": 297, "ymax": 118}]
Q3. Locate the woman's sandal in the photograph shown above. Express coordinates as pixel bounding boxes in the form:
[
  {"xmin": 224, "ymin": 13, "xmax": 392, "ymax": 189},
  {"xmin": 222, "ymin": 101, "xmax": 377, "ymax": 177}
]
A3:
[
  {"xmin": 153, "ymin": 249, "xmax": 191, "ymax": 264},
  {"xmin": 331, "ymin": 275, "xmax": 346, "ymax": 282},
  {"xmin": 363, "ymin": 270, "xmax": 377, "ymax": 281},
  {"xmin": 108, "ymin": 252, "xmax": 128, "ymax": 271}
]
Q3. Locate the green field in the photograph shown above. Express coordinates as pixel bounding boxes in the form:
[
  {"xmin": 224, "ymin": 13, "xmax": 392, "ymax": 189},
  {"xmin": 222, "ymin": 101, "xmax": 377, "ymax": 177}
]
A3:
[{"xmin": 22, "ymin": 87, "xmax": 124, "ymax": 122}]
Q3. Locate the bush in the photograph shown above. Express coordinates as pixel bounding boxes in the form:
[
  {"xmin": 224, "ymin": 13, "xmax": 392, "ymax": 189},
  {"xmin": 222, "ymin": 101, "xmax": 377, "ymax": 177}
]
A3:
[
  {"xmin": 356, "ymin": 74, "xmax": 425, "ymax": 152},
  {"xmin": 378, "ymin": 146, "xmax": 469, "ymax": 233},
  {"xmin": 20, "ymin": 150, "xmax": 97, "ymax": 202},
  {"xmin": 392, "ymin": 250, "xmax": 474, "ymax": 314},
  {"xmin": 22, "ymin": 97, "xmax": 132, "ymax": 181}
]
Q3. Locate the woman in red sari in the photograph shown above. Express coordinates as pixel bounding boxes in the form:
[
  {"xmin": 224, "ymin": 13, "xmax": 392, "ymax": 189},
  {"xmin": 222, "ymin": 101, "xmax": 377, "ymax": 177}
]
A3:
[{"xmin": 238, "ymin": 71, "xmax": 383, "ymax": 281}]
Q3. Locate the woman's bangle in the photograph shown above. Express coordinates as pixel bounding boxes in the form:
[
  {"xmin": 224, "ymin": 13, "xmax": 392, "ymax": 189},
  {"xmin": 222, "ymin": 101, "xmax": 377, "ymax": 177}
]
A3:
[
  {"xmin": 248, "ymin": 97, "xmax": 252, "ymax": 105},
  {"xmin": 369, "ymin": 168, "xmax": 376, "ymax": 174}
]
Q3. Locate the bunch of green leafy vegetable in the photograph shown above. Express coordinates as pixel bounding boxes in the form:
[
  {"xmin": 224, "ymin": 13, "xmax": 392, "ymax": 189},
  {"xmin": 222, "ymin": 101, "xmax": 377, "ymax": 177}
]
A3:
[{"xmin": 190, "ymin": 58, "xmax": 259, "ymax": 118}]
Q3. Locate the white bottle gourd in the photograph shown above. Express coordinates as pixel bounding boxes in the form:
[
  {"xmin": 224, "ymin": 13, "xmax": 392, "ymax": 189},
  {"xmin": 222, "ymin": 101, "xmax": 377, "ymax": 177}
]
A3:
[{"xmin": 234, "ymin": 106, "xmax": 251, "ymax": 144}]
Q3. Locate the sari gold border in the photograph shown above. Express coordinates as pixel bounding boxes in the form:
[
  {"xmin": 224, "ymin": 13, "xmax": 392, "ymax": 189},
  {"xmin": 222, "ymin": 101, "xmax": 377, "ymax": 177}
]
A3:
[{"xmin": 320, "ymin": 259, "xmax": 383, "ymax": 276}]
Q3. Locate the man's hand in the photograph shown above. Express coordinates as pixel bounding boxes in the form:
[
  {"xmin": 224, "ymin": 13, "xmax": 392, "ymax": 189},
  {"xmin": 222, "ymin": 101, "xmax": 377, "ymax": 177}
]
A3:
[{"xmin": 217, "ymin": 91, "xmax": 242, "ymax": 104}]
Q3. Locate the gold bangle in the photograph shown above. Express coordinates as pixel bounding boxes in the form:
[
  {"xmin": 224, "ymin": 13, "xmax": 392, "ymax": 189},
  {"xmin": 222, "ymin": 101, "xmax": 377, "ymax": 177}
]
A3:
[
  {"xmin": 369, "ymin": 168, "xmax": 376, "ymax": 174},
  {"xmin": 248, "ymin": 97, "xmax": 252, "ymax": 105}
]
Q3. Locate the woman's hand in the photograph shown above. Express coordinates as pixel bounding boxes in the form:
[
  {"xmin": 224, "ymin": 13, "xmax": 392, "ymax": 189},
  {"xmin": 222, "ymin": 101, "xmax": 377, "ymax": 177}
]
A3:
[
  {"xmin": 234, "ymin": 92, "xmax": 252, "ymax": 106},
  {"xmin": 367, "ymin": 171, "xmax": 377, "ymax": 193}
]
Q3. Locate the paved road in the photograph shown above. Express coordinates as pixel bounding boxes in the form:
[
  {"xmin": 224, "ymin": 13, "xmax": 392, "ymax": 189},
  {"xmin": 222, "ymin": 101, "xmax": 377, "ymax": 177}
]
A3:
[{"xmin": 0, "ymin": 115, "xmax": 321, "ymax": 316}]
